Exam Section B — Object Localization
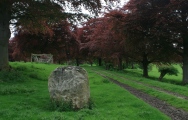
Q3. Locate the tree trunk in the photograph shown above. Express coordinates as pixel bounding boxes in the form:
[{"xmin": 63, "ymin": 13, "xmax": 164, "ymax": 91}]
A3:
[
  {"xmin": 118, "ymin": 57, "xmax": 123, "ymax": 70},
  {"xmin": 76, "ymin": 58, "xmax": 79, "ymax": 66},
  {"xmin": 88, "ymin": 59, "xmax": 93, "ymax": 66},
  {"xmin": 142, "ymin": 53, "xmax": 149, "ymax": 78},
  {"xmin": 125, "ymin": 60, "xmax": 129, "ymax": 68},
  {"xmin": 180, "ymin": 7, "xmax": 188, "ymax": 84},
  {"xmin": 98, "ymin": 58, "xmax": 102, "ymax": 66},
  {"xmin": 131, "ymin": 62, "xmax": 134, "ymax": 69},
  {"xmin": 182, "ymin": 35, "xmax": 188, "ymax": 84},
  {"xmin": 0, "ymin": 3, "xmax": 11, "ymax": 70},
  {"xmin": 159, "ymin": 72, "xmax": 166, "ymax": 81}
]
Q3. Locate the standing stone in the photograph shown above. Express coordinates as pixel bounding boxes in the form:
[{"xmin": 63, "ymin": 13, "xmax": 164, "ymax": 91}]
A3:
[{"xmin": 48, "ymin": 66, "xmax": 90, "ymax": 110}]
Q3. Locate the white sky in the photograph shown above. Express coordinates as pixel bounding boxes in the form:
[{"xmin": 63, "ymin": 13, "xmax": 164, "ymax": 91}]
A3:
[{"xmin": 82, "ymin": 0, "xmax": 129, "ymax": 15}]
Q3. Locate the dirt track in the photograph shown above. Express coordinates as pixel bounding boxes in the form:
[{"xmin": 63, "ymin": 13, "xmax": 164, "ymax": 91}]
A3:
[{"xmin": 94, "ymin": 71, "xmax": 188, "ymax": 120}]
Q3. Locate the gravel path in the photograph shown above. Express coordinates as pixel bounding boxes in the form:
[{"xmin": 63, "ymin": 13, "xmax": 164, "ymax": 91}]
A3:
[{"xmin": 94, "ymin": 71, "xmax": 188, "ymax": 120}]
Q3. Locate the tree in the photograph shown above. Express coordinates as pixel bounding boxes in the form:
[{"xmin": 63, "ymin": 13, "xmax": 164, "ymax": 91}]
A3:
[
  {"xmin": 10, "ymin": 21, "xmax": 77, "ymax": 63},
  {"xmin": 0, "ymin": 0, "xmax": 117, "ymax": 70},
  {"xmin": 158, "ymin": 65, "xmax": 178, "ymax": 81},
  {"xmin": 77, "ymin": 18, "xmax": 105, "ymax": 66},
  {"xmin": 155, "ymin": 0, "xmax": 188, "ymax": 84},
  {"xmin": 77, "ymin": 12, "xmax": 127, "ymax": 70},
  {"xmin": 113, "ymin": 0, "xmax": 177, "ymax": 77}
]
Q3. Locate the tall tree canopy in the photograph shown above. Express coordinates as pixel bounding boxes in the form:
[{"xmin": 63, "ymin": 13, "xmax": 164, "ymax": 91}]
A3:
[
  {"xmin": 0, "ymin": 0, "xmax": 117, "ymax": 70},
  {"xmin": 75, "ymin": 0, "xmax": 188, "ymax": 84},
  {"xmin": 120, "ymin": 0, "xmax": 176, "ymax": 77},
  {"xmin": 156, "ymin": 0, "xmax": 188, "ymax": 84},
  {"xmin": 96, "ymin": 0, "xmax": 181, "ymax": 78},
  {"xmin": 107, "ymin": 0, "xmax": 187, "ymax": 83}
]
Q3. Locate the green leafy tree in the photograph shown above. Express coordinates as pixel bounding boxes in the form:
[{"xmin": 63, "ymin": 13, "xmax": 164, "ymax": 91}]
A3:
[{"xmin": 158, "ymin": 65, "xmax": 178, "ymax": 81}]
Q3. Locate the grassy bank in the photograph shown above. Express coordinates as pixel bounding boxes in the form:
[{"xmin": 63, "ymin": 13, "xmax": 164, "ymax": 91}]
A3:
[{"xmin": 0, "ymin": 62, "xmax": 171, "ymax": 119}]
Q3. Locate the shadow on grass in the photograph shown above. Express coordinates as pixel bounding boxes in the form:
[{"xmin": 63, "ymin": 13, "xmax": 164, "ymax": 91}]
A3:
[{"xmin": 147, "ymin": 76, "xmax": 182, "ymax": 85}]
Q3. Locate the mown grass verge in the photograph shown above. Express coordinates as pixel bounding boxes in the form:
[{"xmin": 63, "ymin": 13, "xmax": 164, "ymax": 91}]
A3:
[{"xmin": 0, "ymin": 62, "xmax": 170, "ymax": 120}]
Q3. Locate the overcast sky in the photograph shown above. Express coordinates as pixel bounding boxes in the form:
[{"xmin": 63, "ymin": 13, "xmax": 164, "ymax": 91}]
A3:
[
  {"xmin": 82, "ymin": 0, "xmax": 129, "ymax": 15},
  {"xmin": 77, "ymin": 0, "xmax": 129, "ymax": 26}
]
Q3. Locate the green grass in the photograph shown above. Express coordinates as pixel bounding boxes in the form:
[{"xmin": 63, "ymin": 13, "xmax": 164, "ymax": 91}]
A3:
[
  {"xmin": 0, "ymin": 62, "xmax": 170, "ymax": 120},
  {"xmin": 124, "ymin": 64, "xmax": 183, "ymax": 84},
  {"xmin": 89, "ymin": 65, "xmax": 188, "ymax": 112}
]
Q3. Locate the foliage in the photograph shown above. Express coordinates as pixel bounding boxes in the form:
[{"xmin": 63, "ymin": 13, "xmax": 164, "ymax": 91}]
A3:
[
  {"xmin": 10, "ymin": 21, "xmax": 78, "ymax": 63},
  {"xmin": 138, "ymin": 63, "xmax": 152, "ymax": 71},
  {"xmin": 77, "ymin": 1, "xmax": 178, "ymax": 77},
  {"xmin": 77, "ymin": 16, "xmax": 125, "ymax": 70},
  {"xmin": 158, "ymin": 65, "xmax": 179, "ymax": 76},
  {"xmin": 158, "ymin": 65, "xmax": 179, "ymax": 81},
  {"xmin": 1, "ymin": 0, "xmax": 118, "ymax": 70},
  {"xmin": 3, "ymin": 0, "xmax": 188, "ymax": 85}
]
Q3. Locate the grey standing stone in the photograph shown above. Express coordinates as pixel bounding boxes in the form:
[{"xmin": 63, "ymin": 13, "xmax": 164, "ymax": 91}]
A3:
[{"xmin": 48, "ymin": 66, "xmax": 90, "ymax": 110}]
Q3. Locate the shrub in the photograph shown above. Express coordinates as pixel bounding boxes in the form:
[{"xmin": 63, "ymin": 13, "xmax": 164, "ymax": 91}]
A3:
[{"xmin": 158, "ymin": 65, "xmax": 178, "ymax": 81}]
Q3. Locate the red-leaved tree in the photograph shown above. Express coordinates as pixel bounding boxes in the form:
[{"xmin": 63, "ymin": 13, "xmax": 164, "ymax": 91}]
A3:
[
  {"xmin": 1, "ymin": 0, "xmax": 118, "ymax": 70},
  {"xmin": 10, "ymin": 21, "xmax": 78, "ymax": 63},
  {"xmin": 107, "ymin": 0, "xmax": 178, "ymax": 77}
]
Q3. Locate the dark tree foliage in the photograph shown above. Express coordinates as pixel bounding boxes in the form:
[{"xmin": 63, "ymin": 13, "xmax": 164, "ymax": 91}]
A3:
[
  {"xmin": 0, "ymin": 0, "xmax": 117, "ymax": 70},
  {"xmin": 158, "ymin": 65, "xmax": 178, "ymax": 81},
  {"xmin": 155, "ymin": 0, "xmax": 188, "ymax": 84},
  {"xmin": 77, "ymin": 18, "xmax": 104, "ymax": 65},
  {"xmin": 10, "ymin": 21, "xmax": 77, "ymax": 63},
  {"xmin": 96, "ymin": 0, "xmax": 179, "ymax": 77},
  {"xmin": 76, "ymin": 0, "xmax": 188, "ymax": 84},
  {"xmin": 77, "ymin": 16, "xmax": 126, "ymax": 70},
  {"xmin": 119, "ymin": 0, "xmax": 178, "ymax": 77}
]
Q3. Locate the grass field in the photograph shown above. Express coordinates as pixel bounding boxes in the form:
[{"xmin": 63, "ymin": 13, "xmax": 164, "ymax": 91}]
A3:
[{"xmin": 1, "ymin": 62, "xmax": 186, "ymax": 120}]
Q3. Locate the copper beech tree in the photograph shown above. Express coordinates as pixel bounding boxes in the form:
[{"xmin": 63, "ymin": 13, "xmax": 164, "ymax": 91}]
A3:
[
  {"xmin": 155, "ymin": 0, "xmax": 188, "ymax": 84},
  {"xmin": 10, "ymin": 21, "xmax": 77, "ymax": 63},
  {"xmin": 78, "ymin": 0, "xmax": 184, "ymax": 80},
  {"xmin": 119, "ymin": 0, "xmax": 176, "ymax": 78},
  {"xmin": 0, "ymin": 0, "xmax": 117, "ymax": 70},
  {"xmin": 102, "ymin": 0, "xmax": 178, "ymax": 78},
  {"xmin": 121, "ymin": 0, "xmax": 188, "ymax": 83},
  {"xmin": 76, "ymin": 0, "xmax": 188, "ymax": 84},
  {"xmin": 77, "ymin": 15, "xmax": 125, "ymax": 70},
  {"xmin": 77, "ymin": 18, "xmax": 106, "ymax": 66},
  {"xmin": 105, "ymin": 0, "xmax": 185, "ymax": 82}
]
